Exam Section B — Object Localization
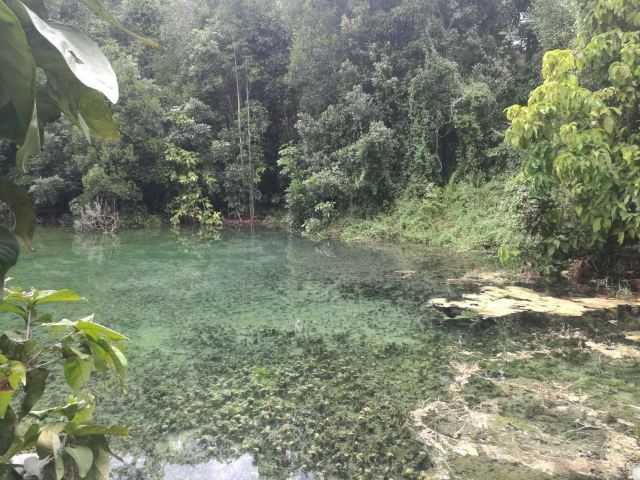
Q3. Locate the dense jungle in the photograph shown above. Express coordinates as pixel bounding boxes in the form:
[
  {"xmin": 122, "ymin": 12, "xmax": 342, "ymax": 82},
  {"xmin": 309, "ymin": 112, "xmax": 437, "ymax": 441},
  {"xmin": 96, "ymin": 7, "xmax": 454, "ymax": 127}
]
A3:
[
  {"xmin": 1, "ymin": 0, "xmax": 640, "ymax": 479},
  {"xmin": 0, "ymin": 0, "xmax": 597, "ymax": 268}
]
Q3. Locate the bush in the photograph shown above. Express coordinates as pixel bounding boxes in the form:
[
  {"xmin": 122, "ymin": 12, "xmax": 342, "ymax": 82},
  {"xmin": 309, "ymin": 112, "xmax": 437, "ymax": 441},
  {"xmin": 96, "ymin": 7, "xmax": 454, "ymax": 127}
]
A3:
[{"xmin": 339, "ymin": 176, "xmax": 536, "ymax": 259}]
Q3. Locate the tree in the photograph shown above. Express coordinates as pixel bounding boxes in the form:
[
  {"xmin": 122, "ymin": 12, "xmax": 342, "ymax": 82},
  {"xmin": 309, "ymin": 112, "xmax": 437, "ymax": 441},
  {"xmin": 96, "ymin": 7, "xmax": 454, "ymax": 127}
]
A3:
[{"xmin": 506, "ymin": 0, "xmax": 640, "ymax": 260}]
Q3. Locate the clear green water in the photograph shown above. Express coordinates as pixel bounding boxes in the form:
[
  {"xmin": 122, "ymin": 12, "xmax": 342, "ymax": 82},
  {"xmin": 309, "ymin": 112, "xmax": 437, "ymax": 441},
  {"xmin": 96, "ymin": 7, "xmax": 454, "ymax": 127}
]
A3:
[{"xmin": 9, "ymin": 228, "xmax": 640, "ymax": 480}]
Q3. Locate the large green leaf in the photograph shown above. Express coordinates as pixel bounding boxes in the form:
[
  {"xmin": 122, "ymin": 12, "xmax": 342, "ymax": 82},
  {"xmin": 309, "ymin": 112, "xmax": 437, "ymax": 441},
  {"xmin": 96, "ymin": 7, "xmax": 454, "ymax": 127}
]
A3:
[
  {"xmin": 0, "ymin": 407, "xmax": 16, "ymax": 456},
  {"xmin": 65, "ymin": 445, "xmax": 94, "ymax": 478},
  {"xmin": 0, "ymin": 228, "xmax": 19, "ymax": 295},
  {"xmin": 76, "ymin": 316, "xmax": 127, "ymax": 341},
  {"xmin": 63, "ymin": 356, "xmax": 93, "ymax": 392},
  {"xmin": 22, "ymin": 2, "xmax": 118, "ymax": 104},
  {"xmin": 33, "ymin": 288, "xmax": 82, "ymax": 305},
  {"xmin": 84, "ymin": 444, "xmax": 110, "ymax": 480},
  {"xmin": 20, "ymin": 367, "xmax": 48, "ymax": 416},
  {"xmin": 0, "ymin": 302, "xmax": 26, "ymax": 319},
  {"xmin": 0, "ymin": 0, "xmax": 36, "ymax": 145},
  {"xmin": 29, "ymin": 33, "xmax": 119, "ymax": 141},
  {"xmin": 0, "ymin": 334, "xmax": 37, "ymax": 363},
  {"xmin": 78, "ymin": 0, "xmax": 159, "ymax": 48},
  {"xmin": 0, "ymin": 179, "xmax": 36, "ymax": 245},
  {"xmin": 15, "ymin": 100, "xmax": 40, "ymax": 171}
]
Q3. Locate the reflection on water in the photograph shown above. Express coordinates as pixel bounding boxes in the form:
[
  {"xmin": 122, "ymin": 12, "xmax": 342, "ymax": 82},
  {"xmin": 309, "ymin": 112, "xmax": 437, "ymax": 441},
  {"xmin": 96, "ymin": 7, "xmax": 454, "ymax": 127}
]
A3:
[{"xmin": 163, "ymin": 454, "xmax": 258, "ymax": 480}]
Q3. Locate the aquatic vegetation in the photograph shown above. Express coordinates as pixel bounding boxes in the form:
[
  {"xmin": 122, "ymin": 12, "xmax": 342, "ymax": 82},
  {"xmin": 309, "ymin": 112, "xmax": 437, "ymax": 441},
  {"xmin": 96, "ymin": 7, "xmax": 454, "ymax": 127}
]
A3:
[{"xmin": 10, "ymin": 228, "xmax": 640, "ymax": 479}]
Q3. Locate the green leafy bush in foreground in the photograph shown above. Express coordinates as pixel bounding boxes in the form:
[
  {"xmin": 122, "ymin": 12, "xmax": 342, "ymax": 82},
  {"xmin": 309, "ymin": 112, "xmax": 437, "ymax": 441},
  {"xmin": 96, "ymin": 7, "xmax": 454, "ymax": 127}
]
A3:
[
  {"xmin": 0, "ymin": 286, "xmax": 127, "ymax": 480},
  {"xmin": 506, "ymin": 0, "xmax": 640, "ymax": 262}
]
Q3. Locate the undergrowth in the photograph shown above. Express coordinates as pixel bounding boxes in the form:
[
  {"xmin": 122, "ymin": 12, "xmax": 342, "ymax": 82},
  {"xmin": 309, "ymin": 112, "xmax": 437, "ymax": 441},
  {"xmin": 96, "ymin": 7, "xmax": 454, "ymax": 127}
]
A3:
[{"xmin": 334, "ymin": 176, "xmax": 527, "ymax": 257}]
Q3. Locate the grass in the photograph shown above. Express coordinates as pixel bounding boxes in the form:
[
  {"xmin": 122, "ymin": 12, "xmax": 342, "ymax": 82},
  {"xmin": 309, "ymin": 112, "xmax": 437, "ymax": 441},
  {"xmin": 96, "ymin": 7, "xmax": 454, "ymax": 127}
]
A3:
[{"xmin": 334, "ymin": 177, "xmax": 522, "ymax": 254}]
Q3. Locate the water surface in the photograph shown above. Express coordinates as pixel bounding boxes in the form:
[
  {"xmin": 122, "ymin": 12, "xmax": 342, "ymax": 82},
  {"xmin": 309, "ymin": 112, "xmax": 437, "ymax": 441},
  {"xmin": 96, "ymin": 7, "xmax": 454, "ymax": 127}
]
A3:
[{"xmin": 10, "ymin": 227, "xmax": 639, "ymax": 479}]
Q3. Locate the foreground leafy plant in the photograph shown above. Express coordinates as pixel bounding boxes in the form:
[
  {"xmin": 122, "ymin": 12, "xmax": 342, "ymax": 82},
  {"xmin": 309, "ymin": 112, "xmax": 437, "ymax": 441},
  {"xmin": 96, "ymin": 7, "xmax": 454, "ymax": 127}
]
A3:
[
  {"xmin": 506, "ymin": 0, "xmax": 640, "ymax": 261},
  {"xmin": 0, "ymin": 285, "xmax": 127, "ymax": 479}
]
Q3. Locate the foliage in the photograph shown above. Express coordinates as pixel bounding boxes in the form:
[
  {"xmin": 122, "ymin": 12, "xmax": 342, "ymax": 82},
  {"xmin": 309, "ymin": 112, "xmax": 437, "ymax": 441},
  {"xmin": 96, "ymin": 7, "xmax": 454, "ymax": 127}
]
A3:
[
  {"xmin": 528, "ymin": 0, "xmax": 578, "ymax": 51},
  {"xmin": 279, "ymin": 86, "xmax": 399, "ymax": 229},
  {"xmin": 164, "ymin": 109, "xmax": 221, "ymax": 227},
  {"xmin": 506, "ymin": 0, "xmax": 640, "ymax": 263},
  {"xmin": 0, "ymin": 285, "xmax": 127, "ymax": 479},
  {"xmin": 338, "ymin": 177, "xmax": 528, "ymax": 255}
]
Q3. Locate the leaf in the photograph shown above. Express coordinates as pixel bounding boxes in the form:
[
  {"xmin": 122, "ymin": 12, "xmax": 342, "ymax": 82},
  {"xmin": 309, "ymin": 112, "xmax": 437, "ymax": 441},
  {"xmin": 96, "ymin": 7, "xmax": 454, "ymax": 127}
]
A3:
[
  {"xmin": 77, "ymin": 0, "xmax": 159, "ymax": 48},
  {"xmin": 33, "ymin": 289, "xmax": 82, "ymax": 305},
  {"xmin": 0, "ymin": 392, "xmax": 12, "ymax": 422},
  {"xmin": 36, "ymin": 428, "xmax": 64, "ymax": 480},
  {"xmin": 0, "ymin": 334, "xmax": 37, "ymax": 363},
  {"xmin": 86, "ymin": 339, "xmax": 112, "ymax": 372},
  {"xmin": 7, "ymin": 361, "xmax": 25, "ymax": 389},
  {"xmin": 69, "ymin": 392, "xmax": 95, "ymax": 424},
  {"xmin": 20, "ymin": 367, "xmax": 48, "ymax": 416},
  {"xmin": 36, "ymin": 428, "xmax": 60, "ymax": 458},
  {"xmin": 0, "ymin": 407, "xmax": 16, "ymax": 456},
  {"xmin": 0, "ymin": 228, "xmax": 19, "ymax": 296},
  {"xmin": 76, "ymin": 317, "xmax": 127, "ymax": 341},
  {"xmin": 29, "ymin": 33, "xmax": 119, "ymax": 141},
  {"xmin": 63, "ymin": 357, "xmax": 93, "ymax": 392},
  {"xmin": 15, "ymin": 100, "xmax": 40, "ymax": 171},
  {"xmin": 0, "ymin": 0, "xmax": 36, "ymax": 146},
  {"xmin": 0, "ymin": 302, "xmax": 26, "ymax": 319},
  {"xmin": 31, "ymin": 401, "xmax": 80, "ymax": 421},
  {"xmin": 21, "ymin": 3, "xmax": 119, "ymax": 104},
  {"xmin": 65, "ymin": 445, "xmax": 94, "ymax": 478},
  {"xmin": 0, "ymin": 179, "xmax": 36, "ymax": 246},
  {"xmin": 0, "ymin": 464, "xmax": 21, "ymax": 480},
  {"xmin": 107, "ymin": 344, "xmax": 127, "ymax": 377},
  {"xmin": 84, "ymin": 445, "xmax": 110, "ymax": 480},
  {"xmin": 42, "ymin": 318, "xmax": 75, "ymax": 336}
]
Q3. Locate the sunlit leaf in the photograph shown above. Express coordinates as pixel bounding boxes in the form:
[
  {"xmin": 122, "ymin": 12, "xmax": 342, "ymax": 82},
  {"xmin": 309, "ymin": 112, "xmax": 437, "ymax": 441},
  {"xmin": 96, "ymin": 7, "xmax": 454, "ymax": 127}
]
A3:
[
  {"xmin": 7, "ymin": 361, "xmax": 25, "ymax": 389},
  {"xmin": 29, "ymin": 34, "xmax": 119, "ymax": 141},
  {"xmin": 76, "ymin": 317, "xmax": 127, "ymax": 341},
  {"xmin": 0, "ymin": 392, "xmax": 12, "ymax": 419},
  {"xmin": 33, "ymin": 289, "xmax": 82, "ymax": 305},
  {"xmin": 21, "ymin": 2, "xmax": 119, "ymax": 104},
  {"xmin": 42, "ymin": 318, "xmax": 75, "ymax": 335}
]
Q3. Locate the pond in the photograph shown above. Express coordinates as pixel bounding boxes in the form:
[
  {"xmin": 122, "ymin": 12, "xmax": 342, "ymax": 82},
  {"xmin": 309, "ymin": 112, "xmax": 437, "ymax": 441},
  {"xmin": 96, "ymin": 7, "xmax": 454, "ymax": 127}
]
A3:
[{"xmin": 10, "ymin": 227, "xmax": 640, "ymax": 479}]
